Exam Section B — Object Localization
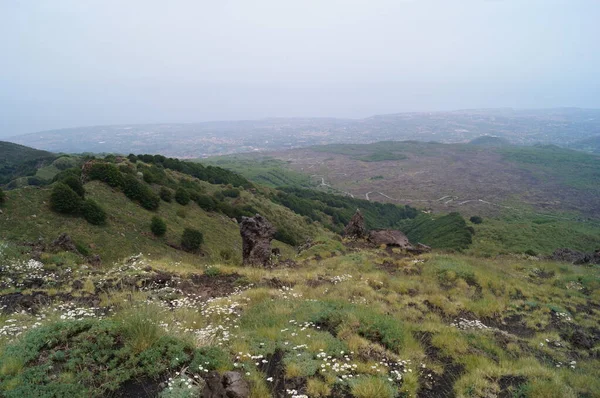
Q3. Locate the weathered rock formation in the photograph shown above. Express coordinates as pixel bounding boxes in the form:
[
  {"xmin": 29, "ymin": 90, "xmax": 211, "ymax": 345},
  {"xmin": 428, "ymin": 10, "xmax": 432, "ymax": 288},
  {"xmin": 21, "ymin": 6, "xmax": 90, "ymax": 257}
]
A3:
[
  {"xmin": 551, "ymin": 248, "xmax": 600, "ymax": 265},
  {"xmin": 240, "ymin": 214, "xmax": 275, "ymax": 266},
  {"xmin": 51, "ymin": 233, "xmax": 79, "ymax": 253},
  {"xmin": 368, "ymin": 229, "xmax": 413, "ymax": 248},
  {"xmin": 343, "ymin": 209, "xmax": 367, "ymax": 239},
  {"xmin": 203, "ymin": 371, "xmax": 249, "ymax": 398}
]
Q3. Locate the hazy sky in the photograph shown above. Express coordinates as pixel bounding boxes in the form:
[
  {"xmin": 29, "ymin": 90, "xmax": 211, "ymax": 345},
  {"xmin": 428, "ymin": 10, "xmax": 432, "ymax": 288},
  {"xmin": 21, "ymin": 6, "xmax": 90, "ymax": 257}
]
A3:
[{"xmin": 1, "ymin": 0, "xmax": 599, "ymax": 137}]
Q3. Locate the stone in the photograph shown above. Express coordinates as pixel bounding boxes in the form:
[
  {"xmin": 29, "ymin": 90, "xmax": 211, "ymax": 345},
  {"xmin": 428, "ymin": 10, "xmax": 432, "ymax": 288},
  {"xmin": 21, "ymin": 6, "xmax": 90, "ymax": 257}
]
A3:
[
  {"xmin": 88, "ymin": 255, "xmax": 102, "ymax": 267},
  {"xmin": 368, "ymin": 229, "xmax": 412, "ymax": 248},
  {"xmin": 240, "ymin": 214, "xmax": 275, "ymax": 266},
  {"xmin": 343, "ymin": 209, "xmax": 367, "ymax": 239},
  {"xmin": 51, "ymin": 233, "xmax": 78, "ymax": 253},
  {"xmin": 203, "ymin": 371, "xmax": 249, "ymax": 398}
]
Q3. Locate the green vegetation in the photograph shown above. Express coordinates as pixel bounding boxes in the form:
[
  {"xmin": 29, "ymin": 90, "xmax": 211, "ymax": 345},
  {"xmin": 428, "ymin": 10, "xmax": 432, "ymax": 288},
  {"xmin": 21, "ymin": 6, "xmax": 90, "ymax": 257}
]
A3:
[
  {"xmin": 175, "ymin": 187, "xmax": 191, "ymax": 205},
  {"xmin": 81, "ymin": 199, "xmax": 107, "ymax": 225},
  {"xmin": 0, "ymin": 141, "xmax": 56, "ymax": 185},
  {"xmin": 403, "ymin": 212, "xmax": 473, "ymax": 250},
  {"xmin": 358, "ymin": 151, "xmax": 407, "ymax": 162},
  {"xmin": 50, "ymin": 183, "xmax": 82, "ymax": 214},
  {"xmin": 203, "ymin": 155, "xmax": 312, "ymax": 188},
  {"xmin": 151, "ymin": 216, "xmax": 167, "ymax": 237},
  {"xmin": 181, "ymin": 228, "xmax": 204, "ymax": 252},
  {"xmin": 470, "ymin": 215, "xmax": 483, "ymax": 224},
  {"xmin": 0, "ymin": 188, "xmax": 5, "ymax": 205},
  {"xmin": 62, "ymin": 175, "xmax": 85, "ymax": 198},
  {"xmin": 159, "ymin": 187, "xmax": 173, "ymax": 202}
]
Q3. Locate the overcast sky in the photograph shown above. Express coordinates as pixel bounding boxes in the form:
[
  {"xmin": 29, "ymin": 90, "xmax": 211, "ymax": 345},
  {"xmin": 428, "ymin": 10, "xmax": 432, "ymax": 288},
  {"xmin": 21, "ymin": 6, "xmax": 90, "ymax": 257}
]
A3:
[{"xmin": 1, "ymin": 0, "xmax": 599, "ymax": 137}]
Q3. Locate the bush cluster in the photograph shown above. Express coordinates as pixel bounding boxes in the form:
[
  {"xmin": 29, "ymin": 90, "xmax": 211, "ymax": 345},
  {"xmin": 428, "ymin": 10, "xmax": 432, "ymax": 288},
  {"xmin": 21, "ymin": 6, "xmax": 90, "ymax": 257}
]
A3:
[
  {"xmin": 175, "ymin": 187, "xmax": 191, "ymax": 205},
  {"xmin": 49, "ymin": 183, "xmax": 107, "ymax": 225},
  {"xmin": 181, "ymin": 228, "xmax": 203, "ymax": 252},
  {"xmin": 150, "ymin": 216, "xmax": 167, "ymax": 237}
]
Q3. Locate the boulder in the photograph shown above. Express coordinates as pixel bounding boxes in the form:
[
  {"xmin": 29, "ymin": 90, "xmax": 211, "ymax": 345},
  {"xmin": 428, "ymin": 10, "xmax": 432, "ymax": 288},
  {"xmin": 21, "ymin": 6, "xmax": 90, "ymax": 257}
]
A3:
[
  {"xmin": 343, "ymin": 209, "xmax": 367, "ymax": 239},
  {"xmin": 240, "ymin": 214, "xmax": 275, "ymax": 266},
  {"xmin": 368, "ymin": 229, "xmax": 413, "ymax": 249},
  {"xmin": 51, "ymin": 233, "xmax": 78, "ymax": 253},
  {"xmin": 203, "ymin": 371, "xmax": 249, "ymax": 398}
]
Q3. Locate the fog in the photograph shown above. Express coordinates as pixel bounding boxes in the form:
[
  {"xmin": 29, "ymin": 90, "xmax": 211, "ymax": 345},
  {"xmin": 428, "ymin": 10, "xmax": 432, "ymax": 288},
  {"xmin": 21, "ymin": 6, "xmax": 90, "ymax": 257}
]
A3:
[{"xmin": 1, "ymin": 0, "xmax": 599, "ymax": 137}]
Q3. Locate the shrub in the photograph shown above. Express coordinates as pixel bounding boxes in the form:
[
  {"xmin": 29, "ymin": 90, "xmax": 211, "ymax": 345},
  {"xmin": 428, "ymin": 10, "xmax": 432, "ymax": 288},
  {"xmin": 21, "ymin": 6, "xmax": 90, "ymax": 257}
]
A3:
[
  {"xmin": 159, "ymin": 187, "xmax": 172, "ymax": 202},
  {"xmin": 81, "ymin": 199, "xmax": 107, "ymax": 225},
  {"xmin": 150, "ymin": 216, "xmax": 167, "ymax": 237},
  {"xmin": 50, "ymin": 183, "xmax": 82, "ymax": 214},
  {"xmin": 175, "ymin": 187, "xmax": 190, "ymax": 205},
  {"xmin": 204, "ymin": 266, "xmax": 222, "ymax": 277},
  {"xmin": 62, "ymin": 176, "xmax": 85, "ymax": 198},
  {"xmin": 181, "ymin": 228, "xmax": 203, "ymax": 252},
  {"xmin": 87, "ymin": 162, "xmax": 124, "ymax": 187},
  {"xmin": 0, "ymin": 188, "xmax": 5, "ymax": 204},
  {"xmin": 222, "ymin": 188, "xmax": 240, "ymax": 198},
  {"xmin": 470, "ymin": 215, "xmax": 483, "ymax": 224},
  {"xmin": 121, "ymin": 175, "xmax": 160, "ymax": 210},
  {"xmin": 274, "ymin": 229, "xmax": 298, "ymax": 246},
  {"xmin": 196, "ymin": 195, "xmax": 216, "ymax": 211}
]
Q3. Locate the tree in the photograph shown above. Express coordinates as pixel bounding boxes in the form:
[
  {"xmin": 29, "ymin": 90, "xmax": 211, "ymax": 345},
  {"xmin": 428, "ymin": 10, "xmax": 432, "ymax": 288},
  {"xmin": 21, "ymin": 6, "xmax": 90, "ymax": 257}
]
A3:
[
  {"xmin": 181, "ymin": 228, "xmax": 203, "ymax": 252},
  {"xmin": 470, "ymin": 216, "xmax": 483, "ymax": 224},
  {"xmin": 50, "ymin": 183, "xmax": 82, "ymax": 214},
  {"xmin": 150, "ymin": 216, "xmax": 167, "ymax": 237},
  {"xmin": 175, "ymin": 187, "xmax": 190, "ymax": 205},
  {"xmin": 81, "ymin": 199, "xmax": 107, "ymax": 225},
  {"xmin": 62, "ymin": 176, "xmax": 85, "ymax": 198}
]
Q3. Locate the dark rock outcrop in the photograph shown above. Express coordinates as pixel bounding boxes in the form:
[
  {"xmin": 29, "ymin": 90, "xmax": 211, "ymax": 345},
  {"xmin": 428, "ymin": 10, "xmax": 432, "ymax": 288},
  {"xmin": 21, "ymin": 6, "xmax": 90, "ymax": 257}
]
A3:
[
  {"xmin": 203, "ymin": 371, "xmax": 249, "ymax": 398},
  {"xmin": 343, "ymin": 209, "xmax": 367, "ymax": 239},
  {"xmin": 551, "ymin": 248, "xmax": 600, "ymax": 265},
  {"xmin": 368, "ymin": 229, "xmax": 412, "ymax": 248},
  {"xmin": 240, "ymin": 214, "xmax": 275, "ymax": 266},
  {"xmin": 51, "ymin": 233, "xmax": 79, "ymax": 253}
]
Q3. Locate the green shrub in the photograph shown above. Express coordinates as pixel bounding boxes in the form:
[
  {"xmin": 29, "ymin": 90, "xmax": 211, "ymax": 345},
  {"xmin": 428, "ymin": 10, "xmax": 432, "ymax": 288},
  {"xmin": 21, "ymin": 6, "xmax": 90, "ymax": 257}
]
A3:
[
  {"xmin": 150, "ymin": 216, "xmax": 167, "ymax": 237},
  {"xmin": 87, "ymin": 162, "xmax": 124, "ymax": 187},
  {"xmin": 196, "ymin": 195, "xmax": 216, "ymax": 211},
  {"xmin": 470, "ymin": 215, "xmax": 483, "ymax": 224},
  {"xmin": 222, "ymin": 188, "xmax": 240, "ymax": 198},
  {"xmin": 175, "ymin": 187, "xmax": 191, "ymax": 205},
  {"xmin": 0, "ymin": 188, "xmax": 5, "ymax": 204},
  {"xmin": 204, "ymin": 266, "xmax": 222, "ymax": 277},
  {"xmin": 50, "ymin": 183, "xmax": 82, "ymax": 214},
  {"xmin": 62, "ymin": 176, "xmax": 85, "ymax": 198},
  {"xmin": 274, "ymin": 229, "xmax": 298, "ymax": 246},
  {"xmin": 159, "ymin": 187, "xmax": 172, "ymax": 202},
  {"xmin": 121, "ymin": 175, "xmax": 160, "ymax": 210},
  {"xmin": 81, "ymin": 199, "xmax": 107, "ymax": 225},
  {"xmin": 181, "ymin": 228, "xmax": 203, "ymax": 252}
]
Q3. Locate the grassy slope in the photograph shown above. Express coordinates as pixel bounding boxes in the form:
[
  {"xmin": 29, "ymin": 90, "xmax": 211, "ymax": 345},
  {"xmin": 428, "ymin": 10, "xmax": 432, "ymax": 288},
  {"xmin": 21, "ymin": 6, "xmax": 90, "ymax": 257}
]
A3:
[
  {"xmin": 1, "ymin": 240, "xmax": 598, "ymax": 397},
  {"xmin": 0, "ymin": 178, "xmax": 316, "ymax": 264},
  {"xmin": 202, "ymin": 155, "xmax": 312, "ymax": 188},
  {"xmin": 0, "ymin": 141, "xmax": 53, "ymax": 165}
]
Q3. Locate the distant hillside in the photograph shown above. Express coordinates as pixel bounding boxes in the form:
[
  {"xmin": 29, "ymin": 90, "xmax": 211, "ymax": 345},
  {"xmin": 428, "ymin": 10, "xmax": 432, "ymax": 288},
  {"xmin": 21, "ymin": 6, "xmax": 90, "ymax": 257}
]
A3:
[
  {"xmin": 0, "ymin": 141, "xmax": 57, "ymax": 185},
  {"xmin": 7, "ymin": 108, "xmax": 600, "ymax": 157},
  {"xmin": 569, "ymin": 135, "xmax": 600, "ymax": 154},
  {"xmin": 468, "ymin": 135, "xmax": 510, "ymax": 146}
]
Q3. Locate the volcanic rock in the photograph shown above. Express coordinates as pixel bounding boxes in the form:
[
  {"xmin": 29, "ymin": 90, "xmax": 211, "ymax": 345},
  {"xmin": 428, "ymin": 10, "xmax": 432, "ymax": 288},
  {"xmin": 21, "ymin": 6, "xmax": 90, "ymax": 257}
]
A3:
[
  {"xmin": 203, "ymin": 371, "xmax": 249, "ymax": 398},
  {"xmin": 240, "ymin": 214, "xmax": 275, "ymax": 266},
  {"xmin": 368, "ymin": 229, "xmax": 413, "ymax": 248},
  {"xmin": 343, "ymin": 209, "xmax": 367, "ymax": 239}
]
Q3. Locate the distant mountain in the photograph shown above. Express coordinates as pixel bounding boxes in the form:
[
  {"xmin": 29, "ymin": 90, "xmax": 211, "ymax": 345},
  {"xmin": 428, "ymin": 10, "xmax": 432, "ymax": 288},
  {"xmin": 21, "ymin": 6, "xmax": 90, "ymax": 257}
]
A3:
[{"xmin": 7, "ymin": 108, "xmax": 600, "ymax": 158}]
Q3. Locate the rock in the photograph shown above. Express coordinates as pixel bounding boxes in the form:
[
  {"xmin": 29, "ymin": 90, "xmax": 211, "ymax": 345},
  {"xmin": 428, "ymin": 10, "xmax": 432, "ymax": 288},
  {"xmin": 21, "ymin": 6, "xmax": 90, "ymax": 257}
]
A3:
[
  {"xmin": 551, "ymin": 248, "xmax": 600, "ymax": 265},
  {"xmin": 343, "ymin": 209, "xmax": 367, "ymax": 239},
  {"xmin": 368, "ymin": 229, "xmax": 412, "ymax": 248},
  {"xmin": 240, "ymin": 214, "xmax": 275, "ymax": 266},
  {"xmin": 88, "ymin": 255, "xmax": 102, "ymax": 267},
  {"xmin": 51, "ymin": 233, "xmax": 79, "ymax": 253},
  {"xmin": 203, "ymin": 371, "xmax": 249, "ymax": 398}
]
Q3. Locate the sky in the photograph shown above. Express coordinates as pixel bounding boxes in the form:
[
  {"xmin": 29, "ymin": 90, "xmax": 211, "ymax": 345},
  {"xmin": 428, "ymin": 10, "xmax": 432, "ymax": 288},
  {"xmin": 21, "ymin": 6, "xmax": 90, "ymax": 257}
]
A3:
[{"xmin": 1, "ymin": 0, "xmax": 599, "ymax": 137}]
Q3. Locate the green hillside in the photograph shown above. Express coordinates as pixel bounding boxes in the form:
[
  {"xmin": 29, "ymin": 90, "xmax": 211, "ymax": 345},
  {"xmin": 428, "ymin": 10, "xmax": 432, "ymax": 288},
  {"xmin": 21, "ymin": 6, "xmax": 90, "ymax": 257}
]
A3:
[
  {"xmin": 0, "ymin": 141, "xmax": 57, "ymax": 185},
  {"xmin": 1, "ymin": 145, "xmax": 599, "ymax": 398}
]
